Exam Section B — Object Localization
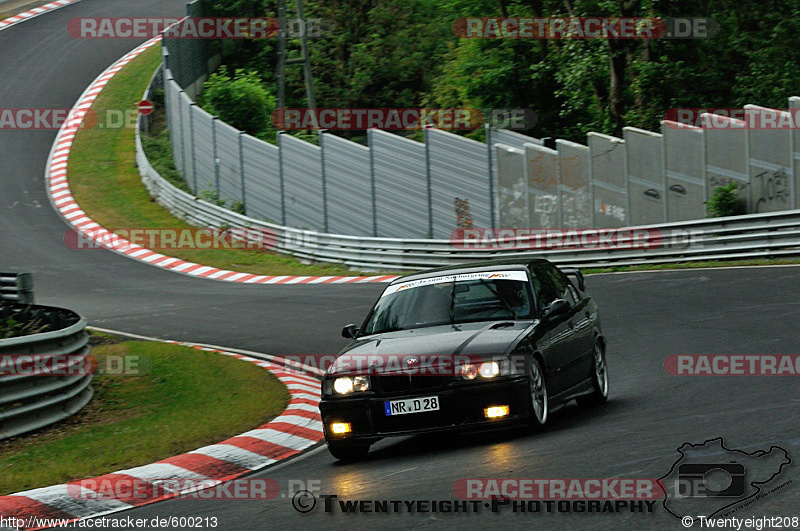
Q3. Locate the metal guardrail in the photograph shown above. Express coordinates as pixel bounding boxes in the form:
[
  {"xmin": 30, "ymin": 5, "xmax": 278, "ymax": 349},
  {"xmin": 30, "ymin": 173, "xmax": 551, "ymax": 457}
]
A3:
[
  {"xmin": 136, "ymin": 123, "xmax": 800, "ymax": 271},
  {"xmin": 0, "ymin": 304, "xmax": 91, "ymax": 440},
  {"xmin": 136, "ymin": 68, "xmax": 800, "ymax": 272},
  {"xmin": 0, "ymin": 272, "xmax": 33, "ymax": 304}
]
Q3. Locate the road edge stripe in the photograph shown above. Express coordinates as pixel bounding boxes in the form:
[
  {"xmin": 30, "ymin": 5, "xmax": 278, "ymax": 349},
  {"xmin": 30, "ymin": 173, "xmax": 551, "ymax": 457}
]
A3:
[
  {"xmin": 0, "ymin": 0, "xmax": 82, "ymax": 31},
  {"xmin": 0, "ymin": 337, "xmax": 324, "ymax": 529},
  {"xmin": 42, "ymin": 36, "xmax": 398, "ymax": 287}
]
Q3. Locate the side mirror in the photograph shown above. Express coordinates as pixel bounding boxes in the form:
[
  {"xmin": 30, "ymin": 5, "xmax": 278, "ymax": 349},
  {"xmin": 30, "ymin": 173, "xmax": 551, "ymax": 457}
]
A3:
[
  {"xmin": 559, "ymin": 267, "xmax": 585, "ymax": 291},
  {"xmin": 542, "ymin": 299, "xmax": 570, "ymax": 320},
  {"xmin": 342, "ymin": 324, "xmax": 360, "ymax": 339}
]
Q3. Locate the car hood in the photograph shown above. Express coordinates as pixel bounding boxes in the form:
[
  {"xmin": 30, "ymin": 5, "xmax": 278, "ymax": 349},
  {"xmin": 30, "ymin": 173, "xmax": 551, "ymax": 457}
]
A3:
[{"xmin": 327, "ymin": 321, "xmax": 532, "ymax": 376}]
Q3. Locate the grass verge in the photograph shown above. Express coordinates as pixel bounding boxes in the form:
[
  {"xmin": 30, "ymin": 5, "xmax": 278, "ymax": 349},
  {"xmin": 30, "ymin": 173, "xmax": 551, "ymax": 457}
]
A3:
[
  {"xmin": 66, "ymin": 43, "xmax": 372, "ymax": 277},
  {"xmin": 0, "ymin": 333, "xmax": 289, "ymax": 495}
]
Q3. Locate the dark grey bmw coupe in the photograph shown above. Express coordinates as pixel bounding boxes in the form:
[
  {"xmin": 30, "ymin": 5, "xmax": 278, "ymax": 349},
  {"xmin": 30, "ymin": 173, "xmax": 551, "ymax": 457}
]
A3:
[{"xmin": 319, "ymin": 258, "xmax": 608, "ymax": 461}]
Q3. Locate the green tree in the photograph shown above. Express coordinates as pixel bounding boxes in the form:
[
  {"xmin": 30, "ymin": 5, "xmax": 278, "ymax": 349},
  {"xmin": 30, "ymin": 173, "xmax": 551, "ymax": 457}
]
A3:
[
  {"xmin": 195, "ymin": 0, "xmax": 800, "ymax": 143},
  {"xmin": 198, "ymin": 68, "xmax": 276, "ymax": 138}
]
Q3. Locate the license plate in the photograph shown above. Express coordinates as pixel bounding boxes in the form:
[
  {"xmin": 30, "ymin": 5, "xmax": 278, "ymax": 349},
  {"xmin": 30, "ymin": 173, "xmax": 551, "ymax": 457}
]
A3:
[{"xmin": 384, "ymin": 396, "xmax": 439, "ymax": 416}]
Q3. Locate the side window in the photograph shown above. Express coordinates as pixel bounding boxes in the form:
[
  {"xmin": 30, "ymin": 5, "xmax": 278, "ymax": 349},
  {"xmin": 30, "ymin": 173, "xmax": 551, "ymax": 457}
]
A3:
[
  {"xmin": 545, "ymin": 266, "xmax": 577, "ymax": 306},
  {"xmin": 529, "ymin": 265, "xmax": 560, "ymax": 312}
]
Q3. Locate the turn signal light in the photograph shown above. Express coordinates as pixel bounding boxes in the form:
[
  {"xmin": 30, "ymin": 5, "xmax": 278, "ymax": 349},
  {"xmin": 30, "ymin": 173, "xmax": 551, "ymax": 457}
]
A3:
[
  {"xmin": 330, "ymin": 422, "xmax": 352, "ymax": 434},
  {"xmin": 484, "ymin": 405, "xmax": 510, "ymax": 419}
]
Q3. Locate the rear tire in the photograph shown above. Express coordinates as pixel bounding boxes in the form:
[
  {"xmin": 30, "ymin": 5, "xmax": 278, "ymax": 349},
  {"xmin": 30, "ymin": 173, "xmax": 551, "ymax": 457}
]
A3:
[
  {"xmin": 577, "ymin": 340, "xmax": 608, "ymax": 407},
  {"xmin": 527, "ymin": 356, "xmax": 549, "ymax": 427},
  {"xmin": 327, "ymin": 441, "xmax": 370, "ymax": 461}
]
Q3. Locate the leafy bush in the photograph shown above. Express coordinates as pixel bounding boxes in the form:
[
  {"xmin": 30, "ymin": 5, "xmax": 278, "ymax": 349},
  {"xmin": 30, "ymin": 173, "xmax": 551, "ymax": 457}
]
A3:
[
  {"xmin": 197, "ymin": 190, "xmax": 247, "ymax": 214},
  {"xmin": 198, "ymin": 189, "xmax": 228, "ymax": 207},
  {"xmin": 198, "ymin": 69, "xmax": 275, "ymax": 137},
  {"xmin": 0, "ymin": 313, "xmax": 47, "ymax": 339},
  {"xmin": 141, "ymin": 129, "xmax": 191, "ymax": 193},
  {"xmin": 705, "ymin": 182, "xmax": 747, "ymax": 217}
]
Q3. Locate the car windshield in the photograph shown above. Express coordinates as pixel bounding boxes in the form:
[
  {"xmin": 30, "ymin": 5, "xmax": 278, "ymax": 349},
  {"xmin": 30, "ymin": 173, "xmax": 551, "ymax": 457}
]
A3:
[{"xmin": 360, "ymin": 271, "xmax": 533, "ymax": 335}]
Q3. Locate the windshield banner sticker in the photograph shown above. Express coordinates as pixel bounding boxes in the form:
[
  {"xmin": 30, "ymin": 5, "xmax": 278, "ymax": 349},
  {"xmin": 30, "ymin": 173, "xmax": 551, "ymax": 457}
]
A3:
[{"xmin": 381, "ymin": 270, "xmax": 529, "ymax": 298}]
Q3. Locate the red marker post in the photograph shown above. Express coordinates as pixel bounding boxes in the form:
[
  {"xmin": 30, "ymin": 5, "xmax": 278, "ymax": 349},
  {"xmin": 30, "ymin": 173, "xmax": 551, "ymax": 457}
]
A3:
[{"xmin": 138, "ymin": 99, "xmax": 154, "ymax": 115}]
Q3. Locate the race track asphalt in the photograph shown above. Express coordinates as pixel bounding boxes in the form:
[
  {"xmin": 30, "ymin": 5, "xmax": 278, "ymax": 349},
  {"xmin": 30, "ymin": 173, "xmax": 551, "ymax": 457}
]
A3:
[
  {"xmin": 1, "ymin": 2, "xmax": 798, "ymax": 529},
  {"xmin": 0, "ymin": 0, "xmax": 382, "ymax": 355}
]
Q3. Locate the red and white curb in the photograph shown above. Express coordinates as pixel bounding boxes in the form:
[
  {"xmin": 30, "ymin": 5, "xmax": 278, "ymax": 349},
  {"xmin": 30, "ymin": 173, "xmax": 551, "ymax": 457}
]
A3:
[
  {"xmin": 0, "ymin": 0, "xmax": 81, "ymax": 30},
  {"xmin": 0, "ymin": 341, "xmax": 325, "ymax": 529},
  {"xmin": 45, "ymin": 37, "xmax": 399, "ymax": 286}
]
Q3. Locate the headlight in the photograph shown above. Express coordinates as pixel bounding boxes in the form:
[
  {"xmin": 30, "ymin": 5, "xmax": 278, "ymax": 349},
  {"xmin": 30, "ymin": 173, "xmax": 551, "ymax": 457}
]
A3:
[
  {"xmin": 333, "ymin": 377, "xmax": 353, "ymax": 394},
  {"xmin": 332, "ymin": 376, "xmax": 370, "ymax": 394},
  {"xmin": 480, "ymin": 361, "xmax": 500, "ymax": 378},
  {"xmin": 458, "ymin": 361, "xmax": 500, "ymax": 380},
  {"xmin": 460, "ymin": 364, "xmax": 479, "ymax": 380}
]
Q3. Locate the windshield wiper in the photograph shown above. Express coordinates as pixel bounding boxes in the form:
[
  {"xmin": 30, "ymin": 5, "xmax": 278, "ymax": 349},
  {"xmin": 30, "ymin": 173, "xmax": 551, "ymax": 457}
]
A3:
[
  {"xmin": 478, "ymin": 279, "xmax": 517, "ymax": 319},
  {"xmin": 449, "ymin": 280, "xmax": 457, "ymax": 325}
]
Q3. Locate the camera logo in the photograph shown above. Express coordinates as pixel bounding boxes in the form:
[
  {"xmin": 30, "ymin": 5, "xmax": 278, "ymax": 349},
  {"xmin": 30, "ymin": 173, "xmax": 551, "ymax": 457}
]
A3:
[
  {"xmin": 676, "ymin": 463, "xmax": 745, "ymax": 497},
  {"xmin": 659, "ymin": 438, "xmax": 791, "ymax": 523}
]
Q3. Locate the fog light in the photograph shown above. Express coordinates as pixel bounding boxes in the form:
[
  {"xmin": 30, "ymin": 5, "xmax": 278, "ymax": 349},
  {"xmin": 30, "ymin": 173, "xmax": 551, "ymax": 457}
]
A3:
[
  {"xmin": 330, "ymin": 422, "xmax": 352, "ymax": 434},
  {"xmin": 484, "ymin": 405, "xmax": 510, "ymax": 419}
]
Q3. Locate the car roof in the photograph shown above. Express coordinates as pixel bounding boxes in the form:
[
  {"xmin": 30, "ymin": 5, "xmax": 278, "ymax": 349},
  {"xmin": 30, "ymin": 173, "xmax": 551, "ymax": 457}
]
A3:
[{"xmin": 390, "ymin": 258, "xmax": 551, "ymax": 285}]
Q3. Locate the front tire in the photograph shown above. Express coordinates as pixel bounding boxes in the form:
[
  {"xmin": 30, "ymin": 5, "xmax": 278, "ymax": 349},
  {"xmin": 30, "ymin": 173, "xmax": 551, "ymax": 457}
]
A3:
[
  {"xmin": 527, "ymin": 356, "xmax": 549, "ymax": 427},
  {"xmin": 577, "ymin": 340, "xmax": 609, "ymax": 406},
  {"xmin": 327, "ymin": 441, "xmax": 370, "ymax": 461}
]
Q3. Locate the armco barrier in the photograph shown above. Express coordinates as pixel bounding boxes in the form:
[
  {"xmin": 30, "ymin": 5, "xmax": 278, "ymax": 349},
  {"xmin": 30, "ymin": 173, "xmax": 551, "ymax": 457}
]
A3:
[
  {"xmin": 0, "ymin": 304, "xmax": 91, "ymax": 440},
  {"xmin": 0, "ymin": 272, "xmax": 33, "ymax": 304},
  {"xmin": 137, "ymin": 72, "xmax": 800, "ymax": 271}
]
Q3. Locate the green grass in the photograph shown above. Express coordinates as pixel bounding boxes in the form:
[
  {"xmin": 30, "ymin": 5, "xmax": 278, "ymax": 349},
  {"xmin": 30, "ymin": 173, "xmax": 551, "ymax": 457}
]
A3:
[
  {"xmin": 0, "ymin": 335, "xmax": 289, "ymax": 495},
  {"xmin": 141, "ymin": 129, "xmax": 191, "ymax": 194},
  {"xmin": 67, "ymin": 43, "xmax": 372, "ymax": 277}
]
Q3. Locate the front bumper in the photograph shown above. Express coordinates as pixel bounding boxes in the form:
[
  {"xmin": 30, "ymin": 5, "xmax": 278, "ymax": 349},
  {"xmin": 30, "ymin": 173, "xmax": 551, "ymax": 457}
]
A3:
[{"xmin": 319, "ymin": 376, "xmax": 529, "ymax": 443}]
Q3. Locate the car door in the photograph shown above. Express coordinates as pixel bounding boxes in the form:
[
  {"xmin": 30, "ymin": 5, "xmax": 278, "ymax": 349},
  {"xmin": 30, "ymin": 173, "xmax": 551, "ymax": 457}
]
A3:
[
  {"xmin": 528, "ymin": 264, "xmax": 577, "ymax": 395},
  {"xmin": 544, "ymin": 265, "xmax": 594, "ymax": 388}
]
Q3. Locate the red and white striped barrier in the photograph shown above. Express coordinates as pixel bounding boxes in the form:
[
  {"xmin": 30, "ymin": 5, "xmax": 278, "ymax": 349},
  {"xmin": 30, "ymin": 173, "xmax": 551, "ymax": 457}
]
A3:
[
  {"xmin": 0, "ymin": 0, "xmax": 82, "ymax": 30},
  {"xmin": 45, "ymin": 37, "xmax": 398, "ymax": 286},
  {"xmin": 0, "ymin": 342, "xmax": 324, "ymax": 529}
]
